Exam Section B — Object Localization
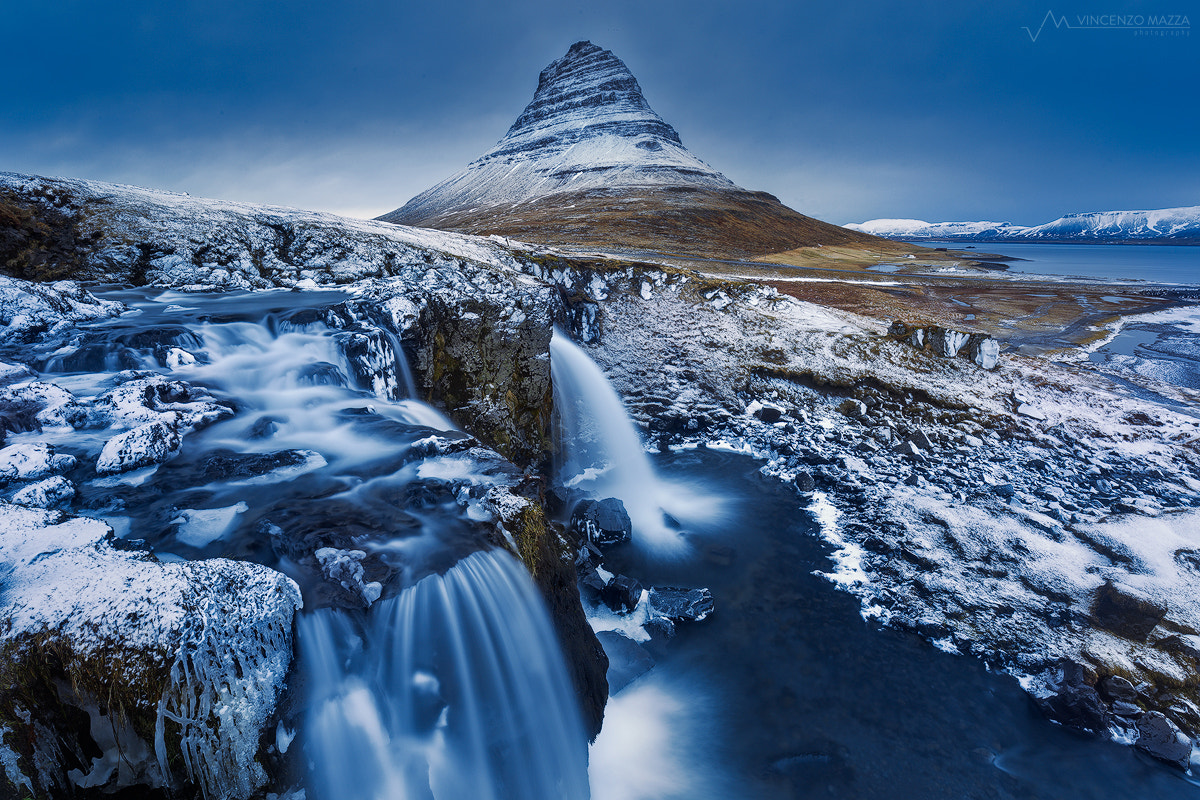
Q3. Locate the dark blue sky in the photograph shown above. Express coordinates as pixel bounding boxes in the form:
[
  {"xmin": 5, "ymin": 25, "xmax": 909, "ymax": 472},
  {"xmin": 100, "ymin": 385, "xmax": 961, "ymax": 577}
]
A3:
[{"xmin": 3, "ymin": 0, "xmax": 1196, "ymax": 225}]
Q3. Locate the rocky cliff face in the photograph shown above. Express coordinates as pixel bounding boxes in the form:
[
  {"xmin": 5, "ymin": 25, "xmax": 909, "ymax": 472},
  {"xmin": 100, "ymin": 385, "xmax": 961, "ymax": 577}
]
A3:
[{"xmin": 379, "ymin": 42, "xmax": 882, "ymax": 259}]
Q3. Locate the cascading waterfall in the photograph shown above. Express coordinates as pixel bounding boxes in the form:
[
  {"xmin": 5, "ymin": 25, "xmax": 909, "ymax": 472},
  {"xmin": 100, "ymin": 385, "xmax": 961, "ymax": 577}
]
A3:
[
  {"xmin": 550, "ymin": 329, "xmax": 702, "ymax": 553},
  {"xmin": 301, "ymin": 549, "xmax": 590, "ymax": 800},
  {"xmin": 37, "ymin": 289, "xmax": 594, "ymax": 798}
]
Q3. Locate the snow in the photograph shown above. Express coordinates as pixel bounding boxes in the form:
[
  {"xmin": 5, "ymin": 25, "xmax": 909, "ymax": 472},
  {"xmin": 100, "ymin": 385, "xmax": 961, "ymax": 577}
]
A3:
[
  {"xmin": 0, "ymin": 443, "xmax": 76, "ymax": 480},
  {"xmin": 0, "ymin": 276, "xmax": 125, "ymax": 344},
  {"xmin": 386, "ymin": 42, "xmax": 734, "ymax": 223},
  {"xmin": 0, "ymin": 503, "xmax": 301, "ymax": 798},
  {"xmin": 847, "ymin": 205, "xmax": 1200, "ymax": 241},
  {"xmin": 172, "ymin": 502, "xmax": 250, "ymax": 548}
]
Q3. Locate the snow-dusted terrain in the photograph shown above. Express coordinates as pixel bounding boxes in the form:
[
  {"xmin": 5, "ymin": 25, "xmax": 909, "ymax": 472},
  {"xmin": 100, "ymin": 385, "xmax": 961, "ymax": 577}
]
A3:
[
  {"xmin": 847, "ymin": 206, "xmax": 1200, "ymax": 242},
  {"xmin": 379, "ymin": 41, "xmax": 735, "ymax": 226}
]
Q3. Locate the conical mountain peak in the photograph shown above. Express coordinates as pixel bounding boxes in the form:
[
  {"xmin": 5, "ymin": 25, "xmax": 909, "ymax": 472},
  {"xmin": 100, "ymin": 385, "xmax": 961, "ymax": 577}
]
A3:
[
  {"xmin": 380, "ymin": 42, "xmax": 878, "ymax": 259},
  {"xmin": 382, "ymin": 42, "xmax": 734, "ymax": 226}
]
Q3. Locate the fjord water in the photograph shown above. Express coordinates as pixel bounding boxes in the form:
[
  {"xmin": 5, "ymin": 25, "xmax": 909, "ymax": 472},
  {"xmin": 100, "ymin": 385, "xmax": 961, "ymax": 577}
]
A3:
[{"xmin": 919, "ymin": 241, "xmax": 1200, "ymax": 283}]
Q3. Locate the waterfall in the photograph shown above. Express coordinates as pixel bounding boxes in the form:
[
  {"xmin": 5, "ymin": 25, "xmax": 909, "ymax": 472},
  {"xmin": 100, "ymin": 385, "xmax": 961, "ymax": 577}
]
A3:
[
  {"xmin": 300, "ymin": 549, "xmax": 590, "ymax": 800},
  {"xmin": 549, "ymin": 330, "xmax": 689, "ymax": 554}
]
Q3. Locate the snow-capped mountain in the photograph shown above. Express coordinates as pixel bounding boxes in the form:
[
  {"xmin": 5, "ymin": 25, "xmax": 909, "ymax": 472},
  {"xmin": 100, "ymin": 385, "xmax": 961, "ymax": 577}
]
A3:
[
  {"xmin": 381, "ymin": 41, "xmax": 878, "ymax": 258},
  {"xmin": 387, "ymin": 41, "xmax": 735, "ymax": 224},
  {"xmin": 846, "ymin": 206, "xmax": 1200, "ymax": 243}
]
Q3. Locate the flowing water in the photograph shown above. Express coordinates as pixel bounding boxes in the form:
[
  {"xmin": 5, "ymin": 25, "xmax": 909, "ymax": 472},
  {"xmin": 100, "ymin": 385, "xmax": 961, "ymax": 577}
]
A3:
[
  {"xmin": 9, "ymin": 288, "xmax": 1200, "ymax": 798},
  {"xmin": 17, "ymin": 287, "xmax": 589, "ymax": 799},
  {"xmin": 550, "ymin": 329, "xmax": 725, "ymax": 556}
]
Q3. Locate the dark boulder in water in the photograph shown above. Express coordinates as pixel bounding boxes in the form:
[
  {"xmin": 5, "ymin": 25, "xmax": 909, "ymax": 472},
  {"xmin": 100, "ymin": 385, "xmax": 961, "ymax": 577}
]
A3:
[
  {"xmin": 570, "ymin": 497, "xmax": 632, "ymax": 546},
  {"xmin": 1135, "ymin": 711, "xmax": 1194, "ymax": 768},
  {"xmin": 601, "ymin": 574, "xmax": 643, "ymax": 614},
  {"xmin": 648, "ymin": 586, "xmax": 715, "ymax": 622},
  {"xmin": 1034, "ymin": 659, "xmax": 1109, "ymax": 735}
]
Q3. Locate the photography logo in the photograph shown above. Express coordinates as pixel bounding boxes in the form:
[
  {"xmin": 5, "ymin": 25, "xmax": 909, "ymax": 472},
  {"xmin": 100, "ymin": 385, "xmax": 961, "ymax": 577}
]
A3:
[{"xmin": 1022, "ymin": 10, "xmax": 1191, "ymax": 41}]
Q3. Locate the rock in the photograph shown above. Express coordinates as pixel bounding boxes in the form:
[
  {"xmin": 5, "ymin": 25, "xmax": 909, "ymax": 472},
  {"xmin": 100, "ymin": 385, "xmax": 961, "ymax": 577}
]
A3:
[
  {"xmin": 314, "ymin": 548, "xmax": 383, "ymax": 607},
  {"xmin": 644, "ymin": 615, "xmax": 676, "ymax": 640},
  {"xmin": 93, "ymin": 376, "xmax": 232, "ymax": 432},
  {"xmin": 992, "ymin": 483, "xmax": 1016, "ymax": 498},
  {"xmin": 1035, "ymin": 660, "xmax": 1108, "ymax": 735},
  {"xmin": 1016, "ymin": 403, "xmax": 1046, "ymax": 421},
  {"xmin": 0, "ymin": 443, "xmax": 76, "ymax": 481},
  {"xmin": 1136, "ymin": 711, "xmax": 1194, "ymax": 769},
  {"xmin": 887, "ymin": 320, "xmax": 910, "ymax": 339},
  {"xmin": 928, "ymin": 326, "xmax": 970, "ymax": 358},
  {"xmin": 0, "ymin": 276, "xmax": 124, "ymax": 345},
  {"xmin": 1091, "ymin": 580, "xmax": 1167, "ymax": 641},
  {"xmin": 10, "ymin": 475, "xmax": 74, "ymax": 508},
  {"xmin": 965, "ymin": 334, "xmax": 1000, "ymax": 370},
  {"xmin": 647, "ymin": 587, "xmax": 715, "ymax": 622},
  {"xmin": 837, "ymin": 399, "xmax": 866, "ymax": 419},
  {"xmin": 0, "ymin": 504, "xmax": 300, "ymax": 799},
  {"xmin": 757, "ymin": 403, "xmax": 784, "ymax": 423},
  {"xmin": 0, "ymin": 381, "xmax": 89, "ymax": 432},
  {"xmin": 908, "ymin": 430, "xmax": 935, "ymax": 452},
  {"xmin": 1098, "ymin": 675, "xmax": 1139, "ymax": 703},
  {"xmin": 1111, "ymin": 700, "xmax": 1143, "ymax": 718},
  {"xmin": 596, "ymin": 631, "xmax": 655, "ymax": 695},
  {"xmin": 793, "ymin": 470, "xmax": 816, "ymax": 493},
  {"xmin": 96, "ymin": 420, "xmax": 183, "ymax": 474},
  {"xmin": 895, "ymin": 440, "xmax": 926, "ymax": 461},
  {"xmin": 1155, "ymin": 633, "xmax": 1200, "ymax": 664},
  {"xmin": 570, "ymin": 497, "xmax": 633, "ymax": 546},
  {"xmin": 600, "ymin": 574, "xmax": 643, "ymax": 614}
]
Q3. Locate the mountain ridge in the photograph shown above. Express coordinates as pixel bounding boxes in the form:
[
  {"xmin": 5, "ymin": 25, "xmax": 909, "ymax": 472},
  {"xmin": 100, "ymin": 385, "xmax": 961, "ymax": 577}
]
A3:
[{"xmin": 847, "ymin": 205, "xmax": 1200, "ymax": 243}]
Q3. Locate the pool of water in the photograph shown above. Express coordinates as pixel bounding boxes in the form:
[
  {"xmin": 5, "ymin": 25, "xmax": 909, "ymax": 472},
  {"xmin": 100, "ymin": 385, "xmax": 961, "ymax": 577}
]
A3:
[{"xmin": 591, "ymin": 448, "xmax": 1200, "ymax": 799}]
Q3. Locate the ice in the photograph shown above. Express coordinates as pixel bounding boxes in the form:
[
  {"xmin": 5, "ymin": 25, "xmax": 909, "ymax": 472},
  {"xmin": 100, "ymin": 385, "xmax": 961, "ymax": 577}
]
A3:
[{"xmin": 172, "ymin": 502, "xmax": 250, "ymax": 548}]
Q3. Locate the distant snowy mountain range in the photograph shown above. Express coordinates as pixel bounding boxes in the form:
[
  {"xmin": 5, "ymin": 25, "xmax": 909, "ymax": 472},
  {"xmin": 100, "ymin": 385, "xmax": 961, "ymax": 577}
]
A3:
[{"xmin": 846, "ymin": 206, "xmax": 1200, "ymax": 243}]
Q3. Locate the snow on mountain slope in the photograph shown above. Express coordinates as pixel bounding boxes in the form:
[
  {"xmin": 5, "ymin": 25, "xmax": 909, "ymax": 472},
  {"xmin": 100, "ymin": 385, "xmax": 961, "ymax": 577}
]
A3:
[
  {"xmin": 847, "ymin": 206, "xmax": 1200, "ymax": 242},
  {"xmin": 381, "ymin": 40, "xmax": 735, "ymax": 226},
  {"xmin": 845, "ymin": 219, "xmax": 1028, "ymax": 239},
  {"xmin": 1023, "ymin": 207, "xmax": 1200, "ymax": 240}
]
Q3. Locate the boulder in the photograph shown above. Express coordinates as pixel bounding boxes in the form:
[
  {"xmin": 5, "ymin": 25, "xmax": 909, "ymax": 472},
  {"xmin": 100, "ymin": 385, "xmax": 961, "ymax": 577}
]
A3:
[
  {"xmin": 96, "ymin": 420, "xmax": 183, "ymax": 474},
  {"xmin": 793, "ymin": 470, "xmax": 816, "ymax": 493},
  {"xmin": 10, "ymin": 475, "xmax": 74, "ymax": 508},
  {"xmin": 1091, "ymin": 580, "xmax": 1167, "ymax": 641},
  {"xmin": 1136, "ymin": 711, "xmax": 1194, "ymax": 769},
  {"xmin": 0, "ymin": 443, "xmax": 76, "ymax": 481},
  {"xmin": 601, "ymin": 574, "xmax": 643, "ymax": 614},
  {"xmin": 1034, "ymin": 660, "xmax": 1108, "ymax": 735},
  {"xmin": 928, "ymin": 326, "xmax": 970, "ymax": 358},
  {"xmin": 837, "ymin": 399, "xmax": 867, "ymax": 419},
  {"xmin": 570, "ymin": 497, "xmax": 633, "ymax": 546},
  {"xmin": 0, "ymin": 504, "xmax": 300, "ymax": 799},
  {"xmin": 648, "ymin": 587, "xmax": 715, "ymax": 622},
  {"xmin": 965, "ymin": 334, "xmax": 1000, "ymax": 370},
  {"xmin": 756, "ymin": 403, "xmax": 784, "ymax": 423}
]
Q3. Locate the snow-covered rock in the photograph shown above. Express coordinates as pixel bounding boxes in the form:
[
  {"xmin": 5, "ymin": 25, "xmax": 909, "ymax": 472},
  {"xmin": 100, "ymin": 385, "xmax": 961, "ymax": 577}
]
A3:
[
  {"xmin": 0, "ymin": 170, "xmax": 529, "ymax": 291},
  {"xmin": 0, "ymin": 380, "xmax": 90, "ymax": 431},
  {"xmin": 96, "ymin": 420, "xmax": 183, "ymax": 474},
  {"xmin": 0, "ymin": 276, "xmax": 124, "ymax": 344},
  {"xmin": 0, "ymin": 503, "xmax": 301, "ymax": 799},
  {"xmin": 9, "ymin": 475, "xmax": 74, "ymax": 508},
  {"xmin": 0, "ymin": 442, "xmax": 76, "ymax": 481}
]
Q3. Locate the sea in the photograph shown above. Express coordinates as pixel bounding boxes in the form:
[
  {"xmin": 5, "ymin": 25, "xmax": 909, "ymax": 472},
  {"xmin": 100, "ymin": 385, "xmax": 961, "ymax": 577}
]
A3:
[{"xmin": 915, "ymin": 241, "xmax": 1200, "ymax": 398}]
